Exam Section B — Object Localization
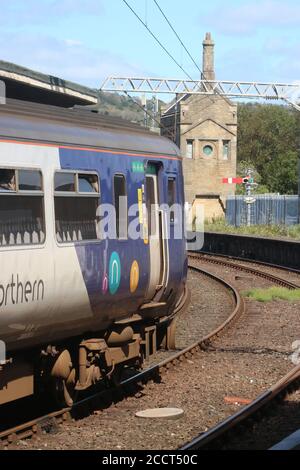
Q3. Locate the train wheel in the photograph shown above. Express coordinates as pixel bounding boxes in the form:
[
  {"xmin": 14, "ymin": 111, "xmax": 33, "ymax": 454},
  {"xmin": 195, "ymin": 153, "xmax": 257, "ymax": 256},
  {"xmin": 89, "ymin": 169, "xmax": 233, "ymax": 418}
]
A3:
[
  {"xmin": 53, "ymin": 368, "xmax": 77, "ymax": 408},
  {"xmin": 157, "ymin": 319, "xmax": 177, "ymax": 351},
  {"xmin": 109, "ymin": 365, "xmax": 124, "ymax": 387},
  {"xmin": 166, "ymin": 319, "xmax": 177, "ymax": 350}
]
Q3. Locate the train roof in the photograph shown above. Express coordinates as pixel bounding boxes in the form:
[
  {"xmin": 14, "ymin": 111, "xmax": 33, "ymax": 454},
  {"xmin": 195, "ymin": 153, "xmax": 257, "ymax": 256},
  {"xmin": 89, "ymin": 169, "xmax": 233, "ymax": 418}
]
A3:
[{"xmin": 0, "ymin": 99, "xmax": 181, "ymax": 158}]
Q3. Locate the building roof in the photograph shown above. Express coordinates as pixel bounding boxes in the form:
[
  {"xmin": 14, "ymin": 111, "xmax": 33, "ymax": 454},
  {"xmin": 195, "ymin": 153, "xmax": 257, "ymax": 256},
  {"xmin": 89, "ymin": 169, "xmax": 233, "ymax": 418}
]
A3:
[
  {"xmin": 0, "ymin": 60, "xmax": 98, "ymax": 107},
  {"xmin": 161, "ymin": 92, "xmax": 235, "ymax": 118}
]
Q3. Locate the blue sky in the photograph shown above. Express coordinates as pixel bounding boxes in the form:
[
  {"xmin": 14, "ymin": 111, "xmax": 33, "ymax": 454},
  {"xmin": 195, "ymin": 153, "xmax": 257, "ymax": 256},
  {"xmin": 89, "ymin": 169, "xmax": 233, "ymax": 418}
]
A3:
[{"xmin": 0, "ymin": 0, "xmax": 299, "ymax": 88}]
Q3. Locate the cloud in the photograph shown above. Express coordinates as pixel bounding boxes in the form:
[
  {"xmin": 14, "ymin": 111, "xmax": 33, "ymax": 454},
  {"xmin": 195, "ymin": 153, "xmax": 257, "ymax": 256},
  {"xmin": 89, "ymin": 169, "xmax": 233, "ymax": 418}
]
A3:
[
  {"xmin": 64, "ymin": 39, "xmax": 84, "ymax": 47},
  {"xmin": 0, "ymin": 31, "xmax": 144, "ymax": 87},
  {"xmin": 203, "ymin": 0, "xmax": 300, "ymax": 35},
  {"xmin": 272, "ymin": 48, "xmax": 300, "ymax": 81},
  {"xmin": 216, "ymin": 46, "xmax": 271, "ymax": 82},
  {"xmin": 263, "ymin": 37, "xmax": 291, "ymax": 55},
  {"xmin": 0, "ymin": 0, "xmax": 104, "ymax": 26},
  {"xmin": 215, "ymin": 37, "xmax": 300, "ymax": 84}
]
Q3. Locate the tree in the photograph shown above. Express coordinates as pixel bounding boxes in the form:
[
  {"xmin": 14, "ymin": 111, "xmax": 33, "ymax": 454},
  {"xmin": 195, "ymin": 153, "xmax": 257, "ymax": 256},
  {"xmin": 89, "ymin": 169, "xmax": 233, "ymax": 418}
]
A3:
[
  {"xmin": 237, "ymin": 103, "xmax": 300, "ymax": 194},
  {"xmin": 236, "ymin": 160, "xmax": 270, "ymax": 195},
  {"xmin": 265, "ymin": 150, "xmax": 298, "ymax": 194}
]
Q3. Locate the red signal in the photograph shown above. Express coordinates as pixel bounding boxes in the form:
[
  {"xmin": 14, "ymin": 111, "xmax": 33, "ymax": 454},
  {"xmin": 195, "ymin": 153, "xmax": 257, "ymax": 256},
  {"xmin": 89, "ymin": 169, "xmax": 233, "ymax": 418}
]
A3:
[
  {"xmin": 223, "ymin": 176, "xmax": 253, "ymax": 184},
  {"xmin": 222, "ymin": 177, "xmax": 244, "ymax": 184}
]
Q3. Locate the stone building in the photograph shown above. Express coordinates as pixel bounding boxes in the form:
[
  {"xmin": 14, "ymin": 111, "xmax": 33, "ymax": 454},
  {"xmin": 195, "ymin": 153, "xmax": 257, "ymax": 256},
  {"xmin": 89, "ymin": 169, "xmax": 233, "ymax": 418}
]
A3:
[{"xmin": 161, "ymin": 33, "xmax": 237, "ymax": 221}]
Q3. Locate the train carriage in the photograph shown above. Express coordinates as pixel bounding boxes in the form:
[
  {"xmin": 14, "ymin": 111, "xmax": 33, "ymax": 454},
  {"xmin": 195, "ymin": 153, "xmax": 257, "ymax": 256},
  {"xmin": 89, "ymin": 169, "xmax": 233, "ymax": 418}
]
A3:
[{"xmin": 0, "ymin": 99, "xmax": 189, "ymax": 407}]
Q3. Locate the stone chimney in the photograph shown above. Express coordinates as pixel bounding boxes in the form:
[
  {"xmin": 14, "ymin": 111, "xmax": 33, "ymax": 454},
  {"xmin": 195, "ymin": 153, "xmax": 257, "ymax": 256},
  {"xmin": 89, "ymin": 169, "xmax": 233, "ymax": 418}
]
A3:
[{"xmin": 202, "ymin": 32, "xmax": 215, "ymax": 81}]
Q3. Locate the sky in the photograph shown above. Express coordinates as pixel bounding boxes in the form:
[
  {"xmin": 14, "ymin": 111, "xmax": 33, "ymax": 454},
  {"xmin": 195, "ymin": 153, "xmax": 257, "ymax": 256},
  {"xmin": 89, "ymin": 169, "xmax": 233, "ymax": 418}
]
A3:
[{"xmin": 0, "ymin": 0, "xmax": 299, "ymax": 90}]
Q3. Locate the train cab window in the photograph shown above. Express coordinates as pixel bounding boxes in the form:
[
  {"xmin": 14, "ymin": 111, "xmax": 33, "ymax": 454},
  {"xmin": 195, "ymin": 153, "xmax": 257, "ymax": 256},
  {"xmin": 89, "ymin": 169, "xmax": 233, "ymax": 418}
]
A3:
[
  {"xmin": 0, "ymin": 168, "xmax": 45, "ymax": 246},
  {"xmin": 54, "ymin": 171, "xmax": 100, "ymax": 243},
  {"xmin": 114, "ymin": 175, "xmax": 128, "ymax": 239},
  {"xmin": 167, "ymin": 178, "xmax": 177, "ymax": 224}
]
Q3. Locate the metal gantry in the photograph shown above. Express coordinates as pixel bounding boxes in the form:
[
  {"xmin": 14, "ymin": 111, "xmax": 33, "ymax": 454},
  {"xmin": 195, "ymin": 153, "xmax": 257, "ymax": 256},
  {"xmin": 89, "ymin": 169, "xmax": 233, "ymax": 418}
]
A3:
[{"xmin": 100, "ymin": 77, "xmax": 300, "ymax": 111}]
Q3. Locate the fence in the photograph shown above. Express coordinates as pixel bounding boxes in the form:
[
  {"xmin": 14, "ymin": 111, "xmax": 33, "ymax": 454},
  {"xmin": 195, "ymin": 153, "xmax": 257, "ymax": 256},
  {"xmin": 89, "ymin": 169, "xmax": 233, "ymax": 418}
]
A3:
[{"xmin": 226, "ymin": 195, "xmax": 300, "ymax": 227}]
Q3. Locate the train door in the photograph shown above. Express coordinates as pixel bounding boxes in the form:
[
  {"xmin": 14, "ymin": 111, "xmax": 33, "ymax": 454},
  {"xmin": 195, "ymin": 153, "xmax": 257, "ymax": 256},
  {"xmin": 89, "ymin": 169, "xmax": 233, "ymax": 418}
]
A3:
[{"xmin": 145, "ymin": 168, "xmax": 166, "ymax": 302}]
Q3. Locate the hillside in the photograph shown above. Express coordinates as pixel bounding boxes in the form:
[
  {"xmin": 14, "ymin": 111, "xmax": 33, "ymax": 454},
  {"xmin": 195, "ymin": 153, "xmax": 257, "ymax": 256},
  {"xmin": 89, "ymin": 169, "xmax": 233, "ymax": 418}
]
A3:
[{"xmin": 98, "ymin": 91, "xmax": 164, "ymax": 128}]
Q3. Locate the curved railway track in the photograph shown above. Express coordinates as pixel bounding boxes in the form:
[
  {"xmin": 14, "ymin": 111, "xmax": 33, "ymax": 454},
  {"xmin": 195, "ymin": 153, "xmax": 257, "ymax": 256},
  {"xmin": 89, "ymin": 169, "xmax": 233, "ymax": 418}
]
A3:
[
  {"xmin": 189, "ymin": 252, "xmax": 300, "ymax": 289},
  {"xmin": 180, "ymin": 253, "xmax": 300, "ymax": 450},
  {"xmin": 2, "ymin": 255, "xmax": 299, "ymax": 450},
  {"xmin": 0, "ymin": 265, "xmax": 244, "ymax": 448},
  {"xmin": 199, "ymin": 250, "xmax": 300, "ymax": 276}
]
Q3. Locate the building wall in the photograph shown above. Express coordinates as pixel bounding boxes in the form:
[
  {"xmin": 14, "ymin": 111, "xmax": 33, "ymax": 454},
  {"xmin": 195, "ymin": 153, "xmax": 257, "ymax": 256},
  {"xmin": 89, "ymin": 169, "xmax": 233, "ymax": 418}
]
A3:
[
  {"xmin": 161, "ymin": 94, "xmax": 237, "ymax": 220},
  {"xmin": 181, "ymin": 95, "xmax": 237, "ymax": 204},
  {"xmin": 161, "ymin": 33, "xmax": 238, "ymax": 221}
]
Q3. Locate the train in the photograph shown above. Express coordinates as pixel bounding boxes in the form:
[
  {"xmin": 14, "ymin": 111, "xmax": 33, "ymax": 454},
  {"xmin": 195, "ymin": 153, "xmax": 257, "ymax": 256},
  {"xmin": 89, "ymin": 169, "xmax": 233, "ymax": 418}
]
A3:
[{"xmin": 0, "ymin": 99, "xmax": 189, "ymax": 407}]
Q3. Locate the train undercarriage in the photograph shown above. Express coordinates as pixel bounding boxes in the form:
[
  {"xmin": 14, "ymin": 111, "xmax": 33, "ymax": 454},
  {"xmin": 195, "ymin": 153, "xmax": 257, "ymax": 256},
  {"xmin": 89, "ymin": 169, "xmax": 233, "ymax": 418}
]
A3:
[{"xmin": 0, "ymin": 288, "xmax": 190, "ymax": 408}]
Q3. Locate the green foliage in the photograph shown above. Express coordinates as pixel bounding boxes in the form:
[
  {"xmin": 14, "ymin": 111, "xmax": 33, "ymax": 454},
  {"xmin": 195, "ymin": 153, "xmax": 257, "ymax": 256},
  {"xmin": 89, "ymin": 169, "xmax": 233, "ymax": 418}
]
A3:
[
  {"xmin": 97, "ymin": 91, "xmax": 144, "ymax": 122},
  {"xmin": 244, "ymin": 287, "xmax": 300, "ymax": 302},
  {"xmin": 236, "ymin": 161, "xmax": 270, "ymax": 195},
  {"xmin": 237, "ymin": 103, "xmax": 300, "ymax": 194},
  {"xmin": 265, "ymin": 150, "xmax": 298, "ymax": 194},
  {"xmin": 97, "ymin": 91, "xmax": 163, "ymax": 127},
  {"xmin": 205, "ymin": 218, "xmax": 300, "ymax": 239}
]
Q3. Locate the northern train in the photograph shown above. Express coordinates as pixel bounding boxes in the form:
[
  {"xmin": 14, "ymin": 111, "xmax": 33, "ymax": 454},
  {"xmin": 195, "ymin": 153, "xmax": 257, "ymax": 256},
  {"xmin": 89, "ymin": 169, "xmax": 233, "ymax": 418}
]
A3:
[{"xmin": 0, "ymin": 99, "xmax": 189, "ymax": 407}]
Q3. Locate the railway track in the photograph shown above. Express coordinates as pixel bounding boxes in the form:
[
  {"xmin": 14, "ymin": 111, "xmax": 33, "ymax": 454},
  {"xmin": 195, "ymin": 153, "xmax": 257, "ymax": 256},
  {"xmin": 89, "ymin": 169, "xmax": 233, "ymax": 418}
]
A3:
[
  {"xmin": 0, "ymin": 266, "xmax": 244, "ymax": 448},
  {"xmin": 189, "ymin": 252, "xmax": 300, "ymax": 289},
  {"xmin": 180, "ymin": 253, "xmax": 300, "ymax": 450},
  {"xmin": 181, "ymin": 358, "xmax": 300, "ymax": 450},
  {"xmin": 200, "ymin": 250, "xmax": 300, "ymax": 276},
  {"xmin": 3, "ymin": 254, "xmax": 299, "ymax": 450}
]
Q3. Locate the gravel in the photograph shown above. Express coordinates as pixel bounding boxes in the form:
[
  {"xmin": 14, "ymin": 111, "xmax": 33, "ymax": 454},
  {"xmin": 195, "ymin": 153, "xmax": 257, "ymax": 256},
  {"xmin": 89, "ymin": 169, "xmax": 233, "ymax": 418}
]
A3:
[{"xmin": 11, "ymin": 262, "xmax": 300, "ymax": 451}]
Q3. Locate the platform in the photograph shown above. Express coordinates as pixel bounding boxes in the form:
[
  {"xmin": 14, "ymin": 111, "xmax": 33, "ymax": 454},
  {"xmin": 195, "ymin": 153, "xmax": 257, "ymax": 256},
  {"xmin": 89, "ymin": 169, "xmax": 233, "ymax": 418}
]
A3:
[{"xmin": 0, "ymin": 60, "xmax": 98, "ymax": 107}]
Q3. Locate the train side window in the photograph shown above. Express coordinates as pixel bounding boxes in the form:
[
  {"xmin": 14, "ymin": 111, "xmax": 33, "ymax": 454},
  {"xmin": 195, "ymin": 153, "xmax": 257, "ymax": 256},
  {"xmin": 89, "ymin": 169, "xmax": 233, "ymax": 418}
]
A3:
[
  {"xmin": 114, "ymin": 175, "xmax": 128, "ymax": 239},
  {"xmin": 54, "ymin": 172, "xmax": 75, "ymax": 192},
  {"xmin": 167, "ymin": 178, "xmax": 176, "ymax": 224},
  {"xmin": 0, "ymin": 168, "xmax": 45, "ymax": 246},
  {"xmin": 78, "ymin": 174, "xmax": 99, "ymax": 193},
  {"xmin": 54, "ymin": 171, "xmax": 100, "ymax": 243},
  {"xmin": 19, "ymin": 170, "xmax": 42, "ymax": 191},
  {"xmin": 0, "ymin": 169, "xmax": 16, "ymax": 191}
]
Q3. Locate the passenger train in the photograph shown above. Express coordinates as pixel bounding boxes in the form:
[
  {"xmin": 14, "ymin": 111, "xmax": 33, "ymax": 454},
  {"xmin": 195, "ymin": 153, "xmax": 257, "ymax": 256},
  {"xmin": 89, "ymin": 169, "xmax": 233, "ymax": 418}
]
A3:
[{"xmin": 0, "ymin": 99, "xmax": 189, "ymax": 407}]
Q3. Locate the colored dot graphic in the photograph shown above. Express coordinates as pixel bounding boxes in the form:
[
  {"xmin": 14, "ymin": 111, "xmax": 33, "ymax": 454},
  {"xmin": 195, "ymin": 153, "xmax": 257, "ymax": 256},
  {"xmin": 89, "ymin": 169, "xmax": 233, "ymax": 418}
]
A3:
[
  {"xmin": 109, "ymin": 252, "xmax": 121, "ymax": 295},
  {"xmin": 130, "ymin": 260, "xmax": 140, "ymax": 293}
]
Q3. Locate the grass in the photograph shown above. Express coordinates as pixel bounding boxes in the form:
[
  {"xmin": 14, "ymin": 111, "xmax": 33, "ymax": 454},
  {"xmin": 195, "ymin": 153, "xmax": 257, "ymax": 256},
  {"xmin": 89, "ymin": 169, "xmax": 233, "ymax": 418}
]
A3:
[
  {"xmin": 244, "ymin": 286, "xmax": 300, "ymax": 303},
  {"xmin": 204, "ymin": 218, "xmax": 300, "ymax": 240}
]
